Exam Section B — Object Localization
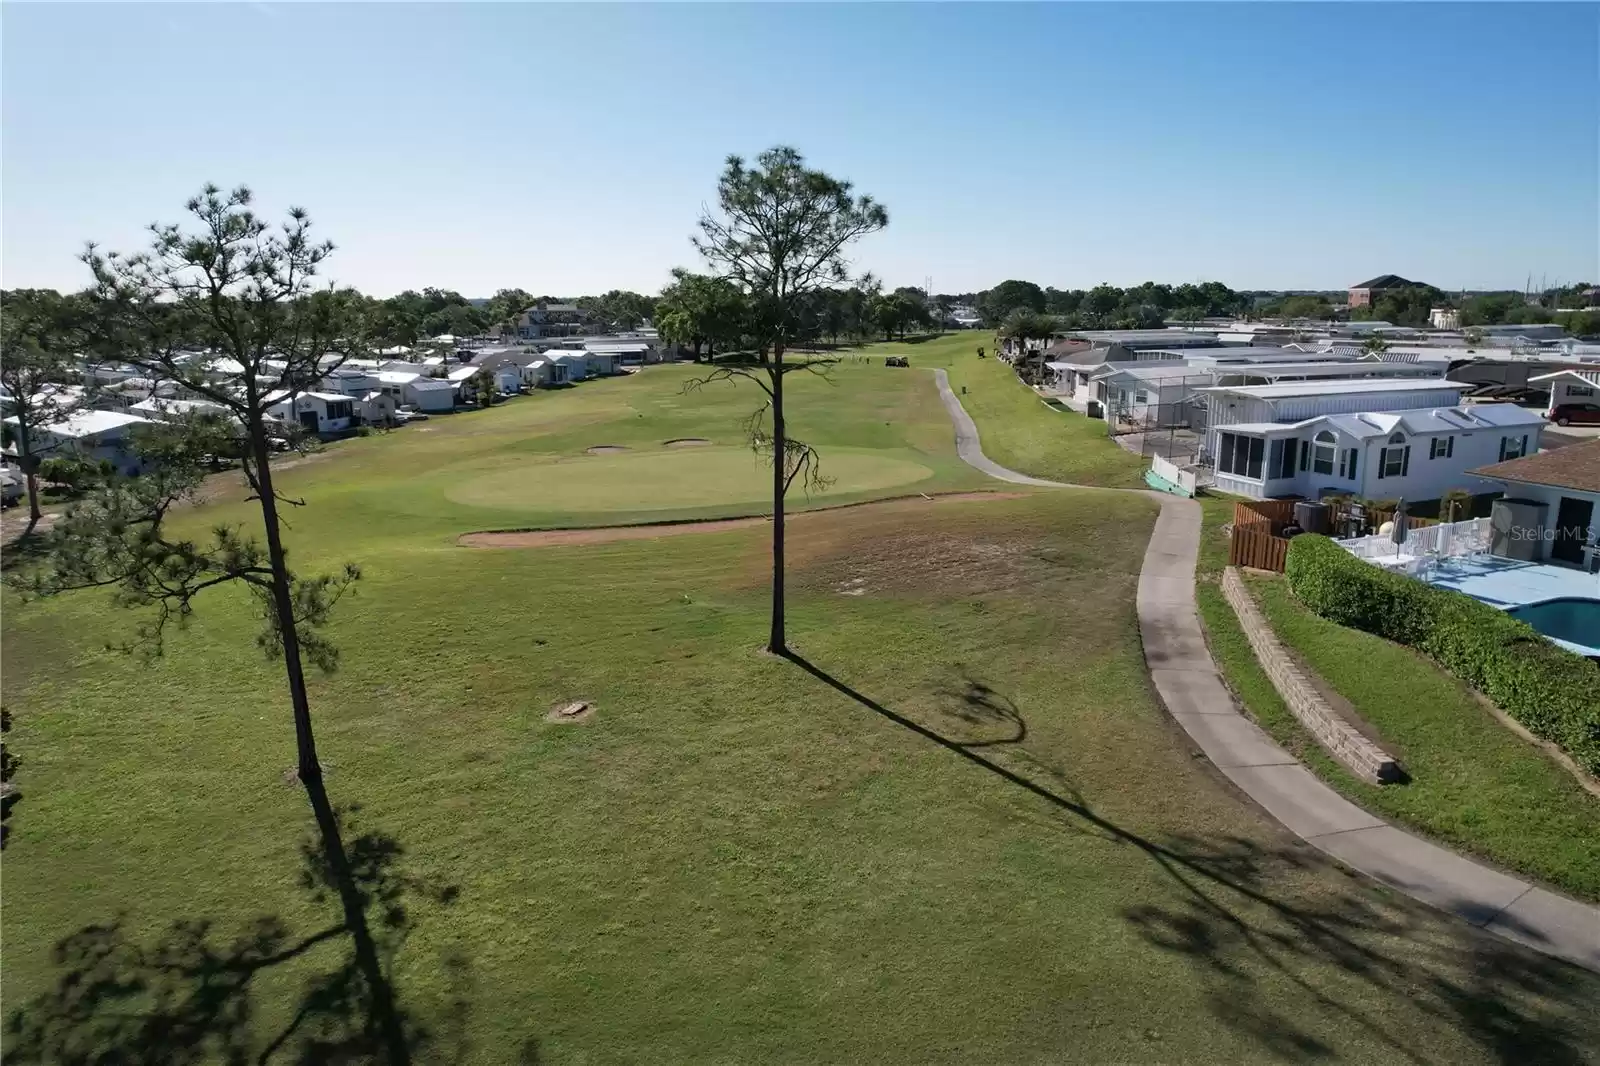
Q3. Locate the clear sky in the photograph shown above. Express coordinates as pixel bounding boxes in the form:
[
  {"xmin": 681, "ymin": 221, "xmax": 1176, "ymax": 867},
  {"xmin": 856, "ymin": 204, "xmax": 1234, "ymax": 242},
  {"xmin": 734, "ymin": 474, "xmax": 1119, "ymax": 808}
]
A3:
[{"xmin": 3, "ymin": 3, "xmax": 1596, "ymax": 298}]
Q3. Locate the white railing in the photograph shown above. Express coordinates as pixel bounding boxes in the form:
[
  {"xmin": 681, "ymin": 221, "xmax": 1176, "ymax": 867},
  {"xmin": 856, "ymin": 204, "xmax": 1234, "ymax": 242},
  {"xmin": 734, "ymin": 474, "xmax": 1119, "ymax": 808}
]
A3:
[
  {"xmin": 1340, "ymin": 517, "xmax": 1491, "ymax": 564},
  {"xmin": 1150, "ymin": 454, "xmax": 1198, "ymax": 496}
]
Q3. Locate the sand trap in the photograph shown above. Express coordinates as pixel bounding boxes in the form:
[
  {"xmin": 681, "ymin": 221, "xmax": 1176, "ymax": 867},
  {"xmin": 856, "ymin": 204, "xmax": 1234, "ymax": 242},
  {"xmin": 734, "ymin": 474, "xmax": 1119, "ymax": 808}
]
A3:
[
  {"xmin": 585, "ymin": 445, "xmax": 630, "ymax": 455},
  {"xmin": 458, "ymin": 491, "xmax": 1029, "ymax": 548},
  {"xmin": 663, "ymin": 437, "xmax": 713, "ymax": 447}
]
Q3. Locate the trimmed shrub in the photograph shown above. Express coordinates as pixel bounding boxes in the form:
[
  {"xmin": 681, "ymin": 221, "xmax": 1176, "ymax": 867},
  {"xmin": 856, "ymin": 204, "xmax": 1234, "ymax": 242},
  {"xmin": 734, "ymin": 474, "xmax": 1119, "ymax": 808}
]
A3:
[{"xmin": 1286, "ymin": 534, "xmax": 1600, "ymax": 775}]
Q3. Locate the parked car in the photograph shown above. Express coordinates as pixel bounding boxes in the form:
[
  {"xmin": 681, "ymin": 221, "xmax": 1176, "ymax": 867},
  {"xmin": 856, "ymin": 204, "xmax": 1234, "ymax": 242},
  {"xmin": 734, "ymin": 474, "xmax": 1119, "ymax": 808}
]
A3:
[
  {"xmin": 1550, "ymin": 402, "xmax": 1600, "ymax": 427},
  {"xmin": 392, "ymin": 408, "xmax": 430, "ymax": 424}
]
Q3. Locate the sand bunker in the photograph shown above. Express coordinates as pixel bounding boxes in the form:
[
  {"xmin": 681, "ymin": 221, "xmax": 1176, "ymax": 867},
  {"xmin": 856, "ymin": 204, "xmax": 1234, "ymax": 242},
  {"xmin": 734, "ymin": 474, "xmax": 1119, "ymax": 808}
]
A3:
[
  {"xmin": 458, "ymin": 491, "xmax": 1028, "ymax": 549},
  {"xmin": 584, "ymin": 445, "xmax": 630, "ymax": 455},
  {"xmin": 663, "ymin": 437, "xmax": 713, "ymax": 447}
]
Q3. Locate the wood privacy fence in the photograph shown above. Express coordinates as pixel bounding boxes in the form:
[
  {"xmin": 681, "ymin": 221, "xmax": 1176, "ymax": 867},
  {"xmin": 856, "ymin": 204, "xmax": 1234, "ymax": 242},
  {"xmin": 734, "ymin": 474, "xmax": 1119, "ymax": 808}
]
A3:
[
  {"xmin": 1227, "ymin": 498, "xmax": 1441, "ymax": 573},
  {"xmin": 1229, "ymin": 502, "xmax": 1292, "ymax": 571}
]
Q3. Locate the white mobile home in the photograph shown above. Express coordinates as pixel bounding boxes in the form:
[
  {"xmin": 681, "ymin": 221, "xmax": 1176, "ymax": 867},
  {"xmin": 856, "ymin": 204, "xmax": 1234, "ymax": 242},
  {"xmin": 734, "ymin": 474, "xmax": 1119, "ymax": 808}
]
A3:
[
  {"xmin": 4, "ymin": 410, "xmax": 155, "ymax": 477},
  {"xmin": 545, "ymin": 350, "xmax": 588, "ymax": 382},
  {"xmin": 128, "ymin": 397, "xmax": 231, "ymax": 422},
  {"xmin": 405, "ymin": 378, "xmax": 456, "ymax": 412},
  {"xmin": 1528, "ymin": 368, "xmax": 1600, "ymax": 421},
  {"xmin": 1208, "ymin": 402, "xmax": 1544, "ymax": 501},
  {"xmin": 583, "ymin": 350, "xmax": 622, "ymax": 377},
  {"xmin": 264, "ymin": 391, "xmax": 356, "ymax": 434}
]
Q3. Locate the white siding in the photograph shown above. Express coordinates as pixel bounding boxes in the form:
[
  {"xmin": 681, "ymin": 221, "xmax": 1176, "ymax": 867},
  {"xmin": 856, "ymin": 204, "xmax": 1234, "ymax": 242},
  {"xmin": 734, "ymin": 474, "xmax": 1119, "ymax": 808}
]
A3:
[{"xmin": 1270, "ymin": 386, "xmax": 1462, "ymax": 422}]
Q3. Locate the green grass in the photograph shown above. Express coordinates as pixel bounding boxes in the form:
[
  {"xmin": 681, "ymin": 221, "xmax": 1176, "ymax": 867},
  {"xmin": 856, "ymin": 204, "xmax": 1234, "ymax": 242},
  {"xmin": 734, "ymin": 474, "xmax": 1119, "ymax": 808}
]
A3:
[
  {"xmin": 189, "ymin": 356, "xmax": 992, "ymax": 540},
  {"xmin": 5, "ymin": 347, "xmax": 1600, "ymax": 1063},
  {"xmin": 1201, "ymin": 571, "xmax": 1600, "ymax": 901},
  {"xmin": 844, "ymin": 333, "xmax": 1149, "ymax": 487}
]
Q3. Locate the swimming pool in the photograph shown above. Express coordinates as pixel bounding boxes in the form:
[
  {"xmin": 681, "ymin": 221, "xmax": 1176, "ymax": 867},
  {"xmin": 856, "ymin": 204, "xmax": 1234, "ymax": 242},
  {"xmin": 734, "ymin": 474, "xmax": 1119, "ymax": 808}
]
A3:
[{"xmin": 1504, "ymin": 598, "xmax": 1600, "ymax": 658}]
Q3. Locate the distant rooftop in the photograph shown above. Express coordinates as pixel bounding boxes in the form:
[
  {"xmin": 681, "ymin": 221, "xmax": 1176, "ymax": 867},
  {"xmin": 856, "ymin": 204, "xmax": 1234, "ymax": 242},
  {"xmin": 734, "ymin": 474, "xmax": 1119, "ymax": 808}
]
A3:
[{"xmin": 1200, "ymin": 378, "xmax": 1463, "ymax": 400}]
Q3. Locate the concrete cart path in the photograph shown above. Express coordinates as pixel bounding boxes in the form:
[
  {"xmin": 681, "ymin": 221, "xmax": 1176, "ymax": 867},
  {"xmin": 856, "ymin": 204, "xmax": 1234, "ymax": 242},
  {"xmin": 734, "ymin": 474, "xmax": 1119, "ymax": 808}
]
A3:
[{"xmin": 932, "ymin": 368, "xmax": 1600, "ymax": 973}]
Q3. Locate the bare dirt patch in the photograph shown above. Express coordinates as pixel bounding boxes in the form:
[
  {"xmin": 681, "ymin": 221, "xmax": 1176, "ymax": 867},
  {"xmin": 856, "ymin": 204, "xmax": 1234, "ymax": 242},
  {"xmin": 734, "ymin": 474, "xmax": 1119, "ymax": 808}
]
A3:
[
  {"xmin": 547, "ymin": 700, "xmax": 595, "ymax": 724},
  {"xmin": 585, "ymin": 445, "xmax": 630, "ymax": 455},
  {"xmin": 663, "ymin": 437, "xmax": 713, "ymax": 447},
  {"xmin": 457, "ymin": 491, "xmax": 1030, "ymax": 549}
]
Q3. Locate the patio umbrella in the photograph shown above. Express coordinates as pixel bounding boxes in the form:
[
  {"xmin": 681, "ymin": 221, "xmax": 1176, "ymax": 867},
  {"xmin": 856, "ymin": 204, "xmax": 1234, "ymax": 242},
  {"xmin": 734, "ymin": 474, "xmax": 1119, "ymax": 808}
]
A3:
[{"xmin": 1390, "ymin": 498, "xmax": 1408, "ymax": 558}]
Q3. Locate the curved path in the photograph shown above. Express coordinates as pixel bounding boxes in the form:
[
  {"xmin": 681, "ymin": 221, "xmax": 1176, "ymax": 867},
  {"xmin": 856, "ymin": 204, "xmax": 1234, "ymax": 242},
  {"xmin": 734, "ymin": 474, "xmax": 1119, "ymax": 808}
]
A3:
[{"xmin": 932, "ymin": 369, "xmax": 1600, "ymax": 973}]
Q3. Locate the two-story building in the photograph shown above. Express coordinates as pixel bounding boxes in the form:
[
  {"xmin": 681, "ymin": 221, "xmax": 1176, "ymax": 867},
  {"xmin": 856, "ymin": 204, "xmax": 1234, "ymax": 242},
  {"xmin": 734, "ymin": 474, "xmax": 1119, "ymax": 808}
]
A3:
[{"xmin": 509, "ymin": 302, "xmax": 592, "ymax": 341}]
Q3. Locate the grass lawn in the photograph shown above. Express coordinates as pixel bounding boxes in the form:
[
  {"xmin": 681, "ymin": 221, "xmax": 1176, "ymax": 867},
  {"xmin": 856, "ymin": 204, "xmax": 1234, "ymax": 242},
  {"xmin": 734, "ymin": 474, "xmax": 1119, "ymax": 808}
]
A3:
[
  {"xmin": 187, "ymin": 355, "xmax": 992, "ymax": 539},
  {"xmin": 5, "ymin": 349, "xmax": 1600, "ymax": 1063},
  {"xmin": 848, "ymin": 333, "xmax": 1150, "ymax": 487},
  {"xmin": 1239, "ymin": 573, "xmax": 1600, "ymax": 900}
]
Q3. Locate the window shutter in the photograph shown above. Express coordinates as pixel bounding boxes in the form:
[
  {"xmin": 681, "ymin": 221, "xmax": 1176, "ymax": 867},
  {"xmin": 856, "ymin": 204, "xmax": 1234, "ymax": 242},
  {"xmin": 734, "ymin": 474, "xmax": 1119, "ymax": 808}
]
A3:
[
  {"xmin": 1446, "ymin": 436, "xmax": 1454, "ymax": 458},
  {"xmin": 1499, "ymin": 437, "xmax": 1508, "ymax": 461},
  {"xmin": 1401, "ymin": 446, "xmax": 1411, "ymax": 476},
  {"xmin": 1300, "ymin": 440, "xmax": 1309, "ymax": 471},
  {"xmin": 1348, "ymin": 449, "xmax": 1358, "ymax": 481},
  {"xmin": 1377, "ymin": 448, "xmax": 1387, "ymax": 478}
]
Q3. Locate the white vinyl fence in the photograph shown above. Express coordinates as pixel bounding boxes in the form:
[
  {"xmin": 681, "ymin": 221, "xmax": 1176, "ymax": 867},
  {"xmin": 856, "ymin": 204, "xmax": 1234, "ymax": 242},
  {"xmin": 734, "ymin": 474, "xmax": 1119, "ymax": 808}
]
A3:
[{"xmin": 1340, "ymin": 517, "xmax": 1492, "ymax": 568}]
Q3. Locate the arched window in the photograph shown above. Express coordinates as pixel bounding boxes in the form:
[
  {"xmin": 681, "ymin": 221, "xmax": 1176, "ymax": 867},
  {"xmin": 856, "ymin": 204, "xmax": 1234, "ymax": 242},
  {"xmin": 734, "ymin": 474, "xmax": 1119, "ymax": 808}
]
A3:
[
  {"xmin": 1380, "ymin": 431, "xmax": 1411, "ymax": 480},
  {"xmin": 1312, "ymin": 430, "xmax": 1337, "ymax": 475}
]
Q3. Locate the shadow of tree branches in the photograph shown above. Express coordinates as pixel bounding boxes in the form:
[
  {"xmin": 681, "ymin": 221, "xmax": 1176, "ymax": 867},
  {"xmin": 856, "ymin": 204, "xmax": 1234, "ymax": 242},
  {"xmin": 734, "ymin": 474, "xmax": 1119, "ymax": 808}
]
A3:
[
  {"xmin": 784, "ymin": 650, "xmax": 1600, "ymax": 1064},
  {"xmin": 5, "ymin": 809, "xmax": 484, "ymax": 1065}
]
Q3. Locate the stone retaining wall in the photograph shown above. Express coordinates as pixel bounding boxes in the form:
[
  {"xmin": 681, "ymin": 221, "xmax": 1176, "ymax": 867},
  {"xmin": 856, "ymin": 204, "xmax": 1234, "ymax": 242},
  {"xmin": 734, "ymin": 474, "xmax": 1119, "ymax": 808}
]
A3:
[{"xmin": 1220, "ymin": 567, "xmax": 1403, "ymax": 785}]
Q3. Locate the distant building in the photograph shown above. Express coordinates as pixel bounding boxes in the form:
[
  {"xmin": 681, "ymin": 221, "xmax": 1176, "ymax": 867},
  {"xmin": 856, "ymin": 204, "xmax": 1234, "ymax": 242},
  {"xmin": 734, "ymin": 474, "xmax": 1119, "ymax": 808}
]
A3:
[
  {"xmin": 1429, "ymin": 307, "xmax": 1461, "ymax": 330},
  {"xmin": 508, "ymin": 302, "xmax": 593, "ymax": 340},
  {"xmin": 1348, "ymin": 275, "xmax": 1424, "ymax": 308}
]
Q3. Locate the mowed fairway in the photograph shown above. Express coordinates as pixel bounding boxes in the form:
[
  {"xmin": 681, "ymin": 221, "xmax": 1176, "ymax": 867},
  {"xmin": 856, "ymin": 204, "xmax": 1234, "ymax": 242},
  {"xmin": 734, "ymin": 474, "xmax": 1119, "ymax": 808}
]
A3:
[
  {"xmin": 4, "ymin": 344, "xmax": 1599, "ymax": 1064},
  {"xmin": 181, "ymin": 357, "xmax": 990, "ymax": 539}
]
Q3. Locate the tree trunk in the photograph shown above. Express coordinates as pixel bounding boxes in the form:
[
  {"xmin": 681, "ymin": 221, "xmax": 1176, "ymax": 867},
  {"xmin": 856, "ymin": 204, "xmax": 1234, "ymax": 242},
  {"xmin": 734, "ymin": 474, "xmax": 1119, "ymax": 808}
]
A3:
[
  {"xmin": 768, "ymin": 348, "xmax": 786, "ymax": 656},
  {"xmin": 18, "ymin": 424, "xmax": 42, "ymax": 530},
  {"xmin": 247, "ymin": 422, "xmax": 411, "ymax": 1065}
]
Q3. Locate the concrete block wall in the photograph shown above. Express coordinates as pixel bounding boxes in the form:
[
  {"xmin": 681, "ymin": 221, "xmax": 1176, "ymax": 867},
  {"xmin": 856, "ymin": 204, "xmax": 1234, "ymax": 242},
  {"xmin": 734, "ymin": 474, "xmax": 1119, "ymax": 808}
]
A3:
[{"xmin": 1220, "ymin": 567, "xmax": 1403, "ymax": 785}]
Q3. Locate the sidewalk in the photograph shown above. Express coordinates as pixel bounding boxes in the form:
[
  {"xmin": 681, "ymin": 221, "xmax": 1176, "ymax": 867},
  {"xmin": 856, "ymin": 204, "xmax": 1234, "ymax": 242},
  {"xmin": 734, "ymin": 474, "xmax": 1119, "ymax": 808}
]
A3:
[{"xmin": 933, "ymin": 368, "xmax": 1600, "ymax": 973}]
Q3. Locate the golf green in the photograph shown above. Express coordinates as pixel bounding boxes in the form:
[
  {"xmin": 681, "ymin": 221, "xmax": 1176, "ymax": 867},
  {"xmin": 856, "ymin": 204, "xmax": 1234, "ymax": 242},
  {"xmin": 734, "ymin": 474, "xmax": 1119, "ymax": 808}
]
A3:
[{"xmin": 443, "ymin": 445, "xmax": 936, "ymax": 514}]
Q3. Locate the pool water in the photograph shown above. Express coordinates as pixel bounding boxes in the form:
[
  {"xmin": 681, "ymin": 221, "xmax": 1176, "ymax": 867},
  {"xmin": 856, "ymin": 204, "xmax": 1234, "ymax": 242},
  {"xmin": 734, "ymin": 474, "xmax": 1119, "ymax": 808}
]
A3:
[{"xmin": 1505, "ymin": 598, "xmax": 1600, "ymax": 657}]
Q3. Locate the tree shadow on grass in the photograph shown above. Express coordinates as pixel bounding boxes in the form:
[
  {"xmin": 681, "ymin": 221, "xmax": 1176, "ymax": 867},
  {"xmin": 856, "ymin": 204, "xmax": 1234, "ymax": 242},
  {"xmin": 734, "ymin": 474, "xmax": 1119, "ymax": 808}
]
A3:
[
  {"xmin": 5, "ymin": 809, "xmax": 489, "ymax": 1065},
  {"xmin": 781, "ymin": 649, "xmax": 1600, "ymax": 1065}
]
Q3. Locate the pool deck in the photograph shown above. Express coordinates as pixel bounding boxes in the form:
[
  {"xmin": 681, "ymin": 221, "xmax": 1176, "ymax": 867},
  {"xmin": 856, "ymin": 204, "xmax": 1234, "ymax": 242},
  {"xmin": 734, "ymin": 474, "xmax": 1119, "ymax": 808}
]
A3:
[{"xmin": 1423, "ymin": 556, "xmax": 1600, "ymax": 608}]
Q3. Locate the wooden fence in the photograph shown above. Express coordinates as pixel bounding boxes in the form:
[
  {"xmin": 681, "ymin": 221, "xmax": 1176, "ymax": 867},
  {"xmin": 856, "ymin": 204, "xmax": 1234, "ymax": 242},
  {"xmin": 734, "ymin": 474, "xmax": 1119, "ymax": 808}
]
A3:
[
  {"xmin": 1227, "ymin": 498, "xmax": 1441, "ymax": 574},
  {"xmin": 1228, "ymin": 501, "xmax": 1293, "ymax": 572}
]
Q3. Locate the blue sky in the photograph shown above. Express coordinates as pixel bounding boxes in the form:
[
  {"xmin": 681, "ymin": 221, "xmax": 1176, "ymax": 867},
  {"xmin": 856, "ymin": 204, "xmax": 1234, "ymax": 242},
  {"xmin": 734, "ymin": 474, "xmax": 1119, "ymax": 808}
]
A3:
[{"xmin": 3, "ymin": 3, "xmax": 1595, "ymax": 297}]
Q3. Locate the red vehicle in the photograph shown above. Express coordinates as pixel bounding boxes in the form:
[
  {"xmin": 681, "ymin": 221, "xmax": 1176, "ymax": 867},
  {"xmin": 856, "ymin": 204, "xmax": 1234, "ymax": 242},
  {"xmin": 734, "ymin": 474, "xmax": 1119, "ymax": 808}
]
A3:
[{"xmin": 1550, "ymin": 402, "xmax": 1600, "ymax": 427}]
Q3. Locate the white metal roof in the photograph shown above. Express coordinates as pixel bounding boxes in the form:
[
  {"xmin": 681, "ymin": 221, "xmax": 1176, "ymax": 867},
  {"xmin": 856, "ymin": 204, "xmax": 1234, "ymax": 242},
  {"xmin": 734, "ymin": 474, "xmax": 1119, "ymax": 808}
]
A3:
[
  {"xmin": 376, "ymin": 370, "xmax": 424, "ymax": 385},
  {"xmin": 4, "ymin": 409, "xmax": 152, "ymax": 438},
  {"xmin": 408, "ymin": 378, "xmax": 454, "ymax": 391},
  {"xmin": 1199, "ymin": 379, "xmax": 1462, "ymax": 400},
  {"xmin": 1527, "ymin": 369, "xmax": 1600, "ymax": 386}
]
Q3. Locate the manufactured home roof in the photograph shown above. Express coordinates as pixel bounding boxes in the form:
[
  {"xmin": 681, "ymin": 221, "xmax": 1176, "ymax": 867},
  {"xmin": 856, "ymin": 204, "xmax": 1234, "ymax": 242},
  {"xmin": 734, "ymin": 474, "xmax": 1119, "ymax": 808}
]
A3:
[
  {"xmin": 1527, "ymin": 369, "xmax": 1600, "ymax": 387},
  {"xmin": 1470, "ymin": 438, "xmax": 1600, "ymax": 494},
  {"xmin": 2, "ymin": 409, "xmax": 152, "ymax": 438},
  {"xmin": 1322, "ymin": 403, "xmax": 1543, "ymax": 438},
  {"xmin": 376, "ymin": 370, "xmax": 424, "ymax": 385},
  {"xmin": 1198, "ymin": 378, "xmax": 1463, "ymax": 400},
  {"xmin": 407, "ymin": 378, "xmax": 454, "ymax": 392}
]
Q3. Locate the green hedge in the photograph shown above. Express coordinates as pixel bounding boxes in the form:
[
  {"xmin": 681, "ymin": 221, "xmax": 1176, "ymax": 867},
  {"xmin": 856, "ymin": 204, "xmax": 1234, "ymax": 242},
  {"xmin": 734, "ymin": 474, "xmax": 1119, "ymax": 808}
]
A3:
[{"xmin": 1285, "ymin": 534, "xmax": 1600, "ymax": 775}]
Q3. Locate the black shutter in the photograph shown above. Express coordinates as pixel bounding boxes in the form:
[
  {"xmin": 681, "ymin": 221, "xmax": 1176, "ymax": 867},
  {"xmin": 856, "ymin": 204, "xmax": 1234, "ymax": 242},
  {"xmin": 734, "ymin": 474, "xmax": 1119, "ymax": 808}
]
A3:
[
  {"xmin": 1446, "ymin": 436, "xmax": 1454, "ymax": 458},
  {"xmin": 1300, "ymin": 440, "xmax": 1309, "ymax": 471},
  {"xmin": 1377, "ymin": 448, "xmax": 1387, "ymax": 478},
  {"xmin": 1348, "ymin": 449, "xmax": 1358, "ymax": 481},
  {"xmin": 1401, "ymin": 446, "xmax": 1411, "ymax": 476}
]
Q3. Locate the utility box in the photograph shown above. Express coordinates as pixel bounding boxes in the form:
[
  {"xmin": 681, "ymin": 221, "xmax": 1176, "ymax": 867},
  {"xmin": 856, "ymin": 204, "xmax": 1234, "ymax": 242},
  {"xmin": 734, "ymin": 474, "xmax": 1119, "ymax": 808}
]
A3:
[{"xmin": 1490, "ymin": 497, "xmax": 1548, "ymax": 561}]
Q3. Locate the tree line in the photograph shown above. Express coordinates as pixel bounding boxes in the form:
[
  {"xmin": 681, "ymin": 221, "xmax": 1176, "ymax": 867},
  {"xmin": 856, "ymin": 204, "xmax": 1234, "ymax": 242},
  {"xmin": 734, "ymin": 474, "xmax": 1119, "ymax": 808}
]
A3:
[
  {"xmin": 965, "ymin": 278, "xmax": 1251, "ymax": 332},
  {"xmin": 654, "ymin": 273, "xmax": 933, "ymax": 359}
]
